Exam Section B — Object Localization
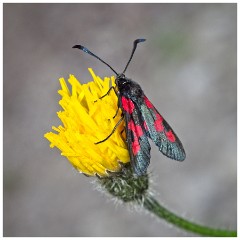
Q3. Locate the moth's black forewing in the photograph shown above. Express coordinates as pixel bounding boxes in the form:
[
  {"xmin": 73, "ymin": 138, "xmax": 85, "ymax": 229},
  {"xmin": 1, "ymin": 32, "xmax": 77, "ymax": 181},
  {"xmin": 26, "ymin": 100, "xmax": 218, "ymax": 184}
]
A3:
[
  {"xmin": 116, "ymin": 76, "xmax": 185, "ymax": 176},
  {"xmin": 122, "ymin": 101, "xmax": 151, "ymax": 176},
  {"xmin": 116, "ymin": 77, "xmax": 151, "ymax": 175},
  {"xmin": 140, "ymin": 102, "xmax": 186, "ymax": 161}
]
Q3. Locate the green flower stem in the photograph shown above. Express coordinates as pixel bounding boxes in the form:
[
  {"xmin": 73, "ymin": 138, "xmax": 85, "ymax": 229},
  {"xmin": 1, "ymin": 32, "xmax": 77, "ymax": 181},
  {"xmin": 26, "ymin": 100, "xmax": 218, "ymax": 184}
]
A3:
[
  {"xmin": 143, "ymin": 195, "xmax": 237, "ymax": 237},
  {"xmin": 100, "ymin": 164, "xmax": 236, "ymax": 237}
]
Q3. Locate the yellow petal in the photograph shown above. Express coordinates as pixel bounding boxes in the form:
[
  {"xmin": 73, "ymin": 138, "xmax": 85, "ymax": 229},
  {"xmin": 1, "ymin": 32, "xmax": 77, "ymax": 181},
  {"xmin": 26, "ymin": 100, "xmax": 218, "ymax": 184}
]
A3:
[{"xmin": 45, "ymin": 68, "xmax": 130, "ymax": 177}]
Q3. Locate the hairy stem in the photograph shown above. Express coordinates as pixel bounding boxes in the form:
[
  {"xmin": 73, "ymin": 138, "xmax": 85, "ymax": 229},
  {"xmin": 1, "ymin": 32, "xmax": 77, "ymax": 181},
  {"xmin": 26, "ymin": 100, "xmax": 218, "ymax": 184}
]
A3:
[{"xmin": 143, "ymin": 195, "xmax": 237, "ymax": 237}]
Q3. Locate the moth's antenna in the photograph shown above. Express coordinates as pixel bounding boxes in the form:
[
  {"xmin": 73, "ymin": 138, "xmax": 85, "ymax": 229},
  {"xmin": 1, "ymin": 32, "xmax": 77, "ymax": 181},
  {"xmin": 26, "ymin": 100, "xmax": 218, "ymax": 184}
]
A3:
[
  {"xmin": 73, "ymin": 45, "xmax": 118, "ymax": 75},
  {"xmin": 122, "ymin": 39, "xmax": 146, "ymax": 74}
]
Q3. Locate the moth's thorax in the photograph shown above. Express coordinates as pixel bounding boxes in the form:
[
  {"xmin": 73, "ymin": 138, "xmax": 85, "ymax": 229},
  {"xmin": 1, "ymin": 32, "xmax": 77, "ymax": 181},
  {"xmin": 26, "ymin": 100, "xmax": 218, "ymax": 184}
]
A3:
[{"xmin": 115, "ymin": 74, "xmax": 144, "ymax": 99}]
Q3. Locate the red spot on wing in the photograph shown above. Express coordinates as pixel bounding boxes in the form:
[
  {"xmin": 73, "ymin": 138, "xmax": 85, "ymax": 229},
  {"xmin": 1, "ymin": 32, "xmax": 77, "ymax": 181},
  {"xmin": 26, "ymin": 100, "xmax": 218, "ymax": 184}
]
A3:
[
  {"xmin": 165, "ymin": 130, "xmax": 176, "ymax": 142},
  {"xmin": 128, "ymin": 120, "xmax": 135, "ymax": 131},
  {"xmin": 144, "ymin": 96, "xmax": 154, "ymax": 109},
  {"xmin": 154, "ymin": 113, "xmax": 164, "ymax": 132},
  {"xmin": 128, "ymin": 120, "xmax": 143, "ymax": 138},
  {"xmin": 132, "ymin": 140, "xmax": 140, "ymax": 155},
  {"xmin": 122, "ymin": 96, "xmax": 135, "ymax": 114},
  {"xmin": 144, "ymin": 96, "xmax": 164, "ymax": 132},
  {"xmin": 128, "ymin": 120, "xmax": 144, "ymax": 155}
]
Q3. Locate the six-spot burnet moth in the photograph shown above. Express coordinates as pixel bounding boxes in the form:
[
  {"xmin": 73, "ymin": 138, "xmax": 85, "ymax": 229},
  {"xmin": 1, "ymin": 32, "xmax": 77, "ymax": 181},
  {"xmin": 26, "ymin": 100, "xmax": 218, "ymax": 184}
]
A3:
[{"xmin": 73, "ymin": 39, "xmax": 186, "ymax": 176}]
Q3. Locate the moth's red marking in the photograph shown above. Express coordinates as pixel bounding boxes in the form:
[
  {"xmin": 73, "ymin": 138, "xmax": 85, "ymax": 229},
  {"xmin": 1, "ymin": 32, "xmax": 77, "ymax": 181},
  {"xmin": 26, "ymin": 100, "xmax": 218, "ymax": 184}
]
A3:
[
  {"xmin": 122, "ymin": 96, "xmax": 135, "ymax": 114},
  {"xmin": 166, "ymin": 130, "xmax": 176, "ymax": 142},
  {"xmin": 143, "ymin": 121, "xmax": 148, "ymax": 131},
  {"xmin": 155, "ymin": 112, "xmax": 163, "ymax": 121},
  {"xmin": 132, "ymin": 140, "xmax": 140, "ymax": 155},
  {"xmin": 128, "ymin": 120, "xmax": 143, "ymax": 138},
  {"xmin": 144, "ymin": 97, "xmax": 164, "ymax": 132},
  {"xmin": 128, "ymin": 120, "xmax": 144, "ymax": 155},
  {"xmin": 154, "ymin": 113, "xmax": 164, "ymax": 132},
  {"xmin": 128, "ymin": 120, "xmax": 135, "ymax": 130},
  {"xmin": 144, "ymin": 96, "xmax": 154, "ymax": 109}
]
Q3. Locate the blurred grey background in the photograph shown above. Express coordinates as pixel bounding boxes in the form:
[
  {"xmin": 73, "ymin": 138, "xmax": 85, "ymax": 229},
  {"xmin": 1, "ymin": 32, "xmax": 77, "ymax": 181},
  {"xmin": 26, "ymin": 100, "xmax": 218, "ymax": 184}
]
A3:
[{"xmin": 3, "ymin": 3, "xmax": 237, "ymax": 237}]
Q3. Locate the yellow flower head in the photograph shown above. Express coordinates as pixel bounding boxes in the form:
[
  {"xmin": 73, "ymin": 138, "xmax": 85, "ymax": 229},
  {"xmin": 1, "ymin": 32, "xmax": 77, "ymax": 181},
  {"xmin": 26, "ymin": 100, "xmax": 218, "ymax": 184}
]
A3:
[{"xmin": 44, "ymin": 68, "xmax": 130, "ymax": 177}]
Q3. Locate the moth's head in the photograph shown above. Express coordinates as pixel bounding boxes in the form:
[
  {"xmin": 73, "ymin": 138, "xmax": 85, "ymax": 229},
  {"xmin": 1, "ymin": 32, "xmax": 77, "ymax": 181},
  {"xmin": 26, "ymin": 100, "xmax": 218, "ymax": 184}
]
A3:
[
  {"xmin": 115, "ymin": 73, "xmax": 129, "ymax": 89},
  {"xmin": 116, "ymin": 73, "xmax": 125, "ymax": 81},
  {"xmin": 115, "ymin": 74, "xmax": 144, "ymax": 99}
]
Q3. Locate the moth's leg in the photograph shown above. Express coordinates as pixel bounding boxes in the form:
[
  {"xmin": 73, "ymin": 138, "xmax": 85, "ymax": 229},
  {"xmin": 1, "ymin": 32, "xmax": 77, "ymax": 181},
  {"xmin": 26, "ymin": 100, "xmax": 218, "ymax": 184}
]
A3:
[
  {"xmin": 112, "ymin": 87, "xmax": 121, "ymax": 119},
  {"xmin": 113, "ymin": 96, "xmax": 122, "ymax": 119},
  {"xmin": 113, "ymin": 107, "xmax": 120, "ymax": 119},
  {"xmin": 94, "ymin": 86, "xmax": 118, "ymax": 103},
  {"xmin": 95, "ymin": 115, "xmax": 124, "ymax": 144},
  {"xmin": 99, "ymin": 86, "xmax": 114, "ymax": 100},
  {"xmin": 98, "ymin": 85, "xmax": 121, "ymax": 119}
]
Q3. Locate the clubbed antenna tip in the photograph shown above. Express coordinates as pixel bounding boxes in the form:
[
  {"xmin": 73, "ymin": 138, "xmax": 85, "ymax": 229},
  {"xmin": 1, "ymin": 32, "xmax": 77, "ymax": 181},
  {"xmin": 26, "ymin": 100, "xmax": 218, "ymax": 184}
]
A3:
[{"xmin": 72, "ymin": 44, "xmax": 117, "ymax": 74}]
